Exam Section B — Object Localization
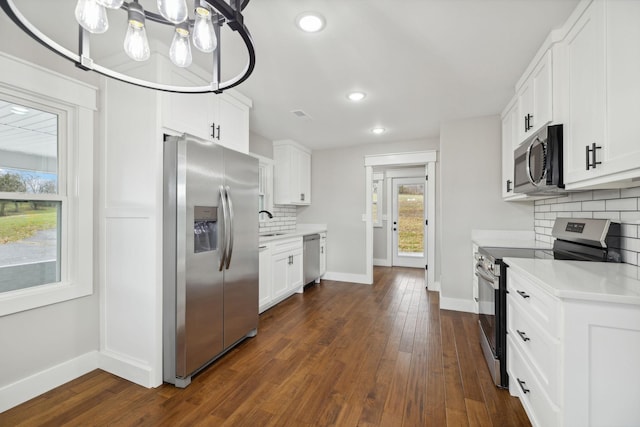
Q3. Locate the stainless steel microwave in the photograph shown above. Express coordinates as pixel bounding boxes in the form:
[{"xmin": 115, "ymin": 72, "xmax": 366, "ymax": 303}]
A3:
[{"xmin": 513, "ymin": 124, "xmax": 564, "ymax": 195}]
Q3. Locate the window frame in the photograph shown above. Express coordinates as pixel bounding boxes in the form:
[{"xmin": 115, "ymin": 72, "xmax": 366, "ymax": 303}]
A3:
[
  {"xmin": 0, "ymin": 53, "xmax": 96, "ymax": 316},
  {"xmin": 372, "ymin": 172, "xmax": 384, "ymax": 228}
]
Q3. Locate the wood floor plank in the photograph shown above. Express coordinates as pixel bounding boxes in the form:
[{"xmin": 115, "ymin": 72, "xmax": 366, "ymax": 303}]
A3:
[{"xmin": 0, "ymin": 267, "xmax": 531, "ymax": 427}]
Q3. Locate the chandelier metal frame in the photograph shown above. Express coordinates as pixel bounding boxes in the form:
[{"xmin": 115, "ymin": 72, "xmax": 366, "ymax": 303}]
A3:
[{"xmin": 0, "ymin": 0, "xmax": 255, "ymax": 93}]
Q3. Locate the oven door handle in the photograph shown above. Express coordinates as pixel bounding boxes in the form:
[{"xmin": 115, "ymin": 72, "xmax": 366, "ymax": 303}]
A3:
[{"xmin": 475, "ymin": 269, "xmax": 499, "ymax": 290}]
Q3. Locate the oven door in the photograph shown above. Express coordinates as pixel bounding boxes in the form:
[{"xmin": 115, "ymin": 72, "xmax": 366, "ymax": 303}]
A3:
[{"xmin": 475, "ymin": 263, "xmax": 504, "ymax": 387}]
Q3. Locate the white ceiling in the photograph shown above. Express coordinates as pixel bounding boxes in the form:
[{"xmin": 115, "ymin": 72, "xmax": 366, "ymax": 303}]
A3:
[
  {"xmin": 235, "ymin": 0, "xmax": 579, "ymax": 150},
  {"xmin": 4, "ymin": 0, "xmax": 580, "ymax": 152}
]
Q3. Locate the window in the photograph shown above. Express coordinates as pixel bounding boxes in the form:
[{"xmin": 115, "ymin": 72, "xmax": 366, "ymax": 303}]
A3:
[
  {"xmin": 0, "ymin": 53, "xmax": 96, "ymax": 316},
  {"xmin": 372, "ymin": 173, "xmax": 384, "ymax": 227},
  {"xmin": 0, "ymin": 98, "xmax": 62, "ymax": 293}
]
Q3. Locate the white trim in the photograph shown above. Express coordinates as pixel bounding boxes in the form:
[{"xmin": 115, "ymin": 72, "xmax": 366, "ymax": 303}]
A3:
[
  {"xmin": 365, "ymin": 166, "xmax": 374, "ymax": 285},
  {"xmin": 365, "ymin": 151, "xmax": 437, "ymax": 167},
  {"xmin": 440, "ymin": 296, "xmax": 476, "ymax": 313},
  {"xmin": 364, "ymin": 150, "xmax": 437, "ymax": 289},
  {"xmin": 430, "ymin": 281, "xmax": 442, "ymax": 292},
  {"xmin": 99, "ymin": 351, "xmax": 158, "ymax": 388},
  {"xmin": 322, "ymin": 271, "xmax": 370, "ymax": 285},
  {"xmin": 373, "ymin": 258, "xmax": 391, "ymax": 267},
  {"xmin": 0, "ymin": 52, "xmax": 97, "ymax": 109},
  {"xmin": 427, "ymin": 162, "xmax": 436, "ymax": 288},
  {"xmin": 0, "ymin": 351, "xmax": 99, "ymax": 413}
]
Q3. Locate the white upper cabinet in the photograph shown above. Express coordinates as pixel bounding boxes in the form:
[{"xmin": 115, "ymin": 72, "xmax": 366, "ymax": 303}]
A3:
[
  {"xmin": 273, "ymin": 140, "xmax": 312, "ymax": 205},
  {"xmin": 516, "ymin": 50, "xmax": 554, "ymax": 144},
  {"xmin": 216, "ymin": 94, "xmax": 251, "ymax": 154},
  {"xmin": 564, "ymin": 0, "xmax": 640, "ymax": 189},
  {"xmin": 161, "ymin": 68, "xmax": 251, "ymax": 153}
]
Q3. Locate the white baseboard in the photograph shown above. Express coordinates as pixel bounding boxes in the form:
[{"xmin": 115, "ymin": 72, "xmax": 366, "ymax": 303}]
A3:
[
  {"xmin": 0, "ymin": 351, "xmax": 99, "ymax": 413},
  {"xmin": 373, "ymin": 258, "xmax": 391, "ymax": 267},
  {"xmin": 440, "ymin": 296, "xmax": 477, "ymax": 313},
  {"xmin": 99, "ymin": 350, "xmax": 159, "ymax": 388},
  {"xmin": 322, "ymin": 271, "xmax": 370, "ymax": 285},
  {"xmin": 428, "ymin": 280, "xmax": 441, "ymax": 292}
]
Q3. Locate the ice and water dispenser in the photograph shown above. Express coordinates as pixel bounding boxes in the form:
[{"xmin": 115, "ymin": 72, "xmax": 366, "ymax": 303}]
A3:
[{"xmin": 193, "ymin": 206, "xmax": 218, "ymax": 253}]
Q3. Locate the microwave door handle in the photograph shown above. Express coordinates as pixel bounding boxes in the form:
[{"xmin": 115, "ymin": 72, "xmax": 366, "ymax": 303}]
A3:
[
  {"xmin": 525, "ymin": 138, "xmax": 539, "ymax": 187},
  {"xmin": 224, "ymin": 185, "xmax": 234, "ymax": 270},
  {"xmin": 218, "ymin": 185, "xmax": 228, "ymax": 272}
]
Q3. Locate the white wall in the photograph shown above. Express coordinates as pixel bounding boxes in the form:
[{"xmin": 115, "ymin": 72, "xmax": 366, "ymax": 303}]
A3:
[
  {"xmin": 439, "ymin": 115, "xmax": 533, "ymax": 310},
  {"xmin": 297, "ymin": 139, "xmax": 439, "ymax": 279},
  {"xmin": 249, "ymin": 131, "xmax": 274, "ymax": 159},
  {"xmin": 0, "ymin": 12, "xmax": 100, "ymax": 408}
]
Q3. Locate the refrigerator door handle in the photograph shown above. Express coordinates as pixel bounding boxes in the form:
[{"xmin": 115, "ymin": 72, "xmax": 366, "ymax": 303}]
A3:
[
  {"xmin": 218, "ymin": 185, "xmax": 228, "ymax": 271},
  {"xmin": 225, "ymin": 185, "xmax": 234, "ymax": 269}
]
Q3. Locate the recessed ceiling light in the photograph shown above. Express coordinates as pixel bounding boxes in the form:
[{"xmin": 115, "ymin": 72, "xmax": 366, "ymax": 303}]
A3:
[
  {"xmin": 296, "ymin": 12, "xmax": 325, "ymax": 33},
  {"xmin": 347, "ymin": 92, "xmax": 366, "ymax": 102},
  {"xmin": 371, "ymin": 127, "xmax": 386, "ymax": 135},
  {"xmin": 10, "ymin": 106, "xmax": 29, "ymax": 115}
]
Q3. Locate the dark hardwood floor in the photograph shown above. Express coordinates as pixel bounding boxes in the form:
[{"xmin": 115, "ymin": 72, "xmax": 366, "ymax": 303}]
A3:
[{"xmin": 1, "ymin": 267, "xmax": 530, "ymax": 426}]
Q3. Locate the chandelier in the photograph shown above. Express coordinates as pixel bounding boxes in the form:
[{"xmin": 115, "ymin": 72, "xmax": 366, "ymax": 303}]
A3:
[{"xmin": 0, "ymin": 0, "xmax": 255, "ymax": 93}]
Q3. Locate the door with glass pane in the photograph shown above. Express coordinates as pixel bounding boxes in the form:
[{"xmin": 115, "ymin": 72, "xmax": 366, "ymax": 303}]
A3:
[{"xmin": 392, "ymin": 177, "xmax": 426, "ymax": 268}]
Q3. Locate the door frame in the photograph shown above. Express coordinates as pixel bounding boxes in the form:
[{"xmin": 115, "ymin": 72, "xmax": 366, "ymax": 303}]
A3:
[
  {"xmin": 391, "ymin": 176, "xmax": 426, "ymax": 268},
  {"xmin": 364, "ymin": 151, "xmax": 437, "ymax": 289}
]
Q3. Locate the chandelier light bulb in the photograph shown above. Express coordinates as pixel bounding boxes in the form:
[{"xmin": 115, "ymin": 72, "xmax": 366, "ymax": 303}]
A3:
[
  {"xmin": 192, "ymin": 5, "xmax": 217, "ymax": 53},
  {"xmin": 124, "ymin": 3, "xmax": 150, "ymax": 61},
  {"xmin": 158, "ymin": 0, "xmax": 188, "ymax": 24},
  {"xmin": 75, "ymin": 0, "xmax": 108, "ymax": 34},
  {"xmin": 170, "ymin": 25, "xmax": 192, "ymax": 68},
  {"xmin": 96, "ymin": 0, "xmax": 124, "ymax": 8}
]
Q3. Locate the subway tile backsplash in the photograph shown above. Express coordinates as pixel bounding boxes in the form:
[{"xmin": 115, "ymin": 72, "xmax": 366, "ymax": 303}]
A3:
[
  {"xmin": 259, "ymin": 205, "xmax": 297, "ymax": 233},
  {"xmin": 534, "ymin": 187, "xmax": 640, "ymax": 266}
]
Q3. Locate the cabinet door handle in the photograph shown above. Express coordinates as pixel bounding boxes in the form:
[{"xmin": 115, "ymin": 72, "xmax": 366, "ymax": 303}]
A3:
[
  {"xmin": 321, "ymin": 247, "xmax": 324, "ymax": 254},
  {"xmin": 586, "ymin": 143, "xmax": 602, "ymax": 170},
  {"xmin": 300, "ymin": 193, "xmax": 305, "ymax": 201},
  {"xmin": 211, "ymin": 122, "xmax": 216, "ymax": 139},
  {"xmin": 517, "ymin": 330, "xmax": 531, "ymax": 342},
  {"xmin": 516, "ymin": 290, "xmax": 530, "ymax": 299},
  {"xmin": 517, "ymin": 378, "xmax": 530, "ymax": 394},
  {"xmin": 216, "ymin": 125, "xmax": 221, "ymax": 141},
  {"xmin": 506, "ymin": 179, "xmax": 512, "ymax": 193},
  {"xmin": 524, "ymin": 115, "xmax": 528, "ymax": 132}
]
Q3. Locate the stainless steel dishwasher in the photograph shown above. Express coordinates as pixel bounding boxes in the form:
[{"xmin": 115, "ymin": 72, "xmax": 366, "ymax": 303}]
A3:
[{"xmin": 303, "ymin": 234, "xmax": 320, "ymax": 285}]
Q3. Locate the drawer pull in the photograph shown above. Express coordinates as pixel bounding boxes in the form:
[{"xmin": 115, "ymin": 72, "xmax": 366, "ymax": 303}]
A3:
[
  {"xmin": 517, "ymin": 330, "xmax": 531, "ymax": 342},
  {"xmin": 517, "ymin": 378, "xmax": 531, "ymax": 394},
  {"xmin": 517, "ymin": 290, "xmax": 530, "ymax": 299}
]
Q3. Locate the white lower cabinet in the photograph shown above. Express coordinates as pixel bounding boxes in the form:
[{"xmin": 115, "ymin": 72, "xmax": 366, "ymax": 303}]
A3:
[
  {"xmin": 259, "ymin": 237, "xmax": 303, "ymax": 313},
  {"xmin": 507, "ymin": 268, "xmax": 640, "ymax": 426}
]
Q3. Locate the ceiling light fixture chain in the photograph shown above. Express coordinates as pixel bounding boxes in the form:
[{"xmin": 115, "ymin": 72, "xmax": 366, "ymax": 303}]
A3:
[{"xmin": 0, "ymin": 0, "xmax": 255, "ymax": 94}]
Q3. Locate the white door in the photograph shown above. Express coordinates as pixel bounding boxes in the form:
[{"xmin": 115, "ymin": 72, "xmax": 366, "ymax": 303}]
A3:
[{"xmin": 392, "ymin": 177, "xmax": 426, "ymax": 268}]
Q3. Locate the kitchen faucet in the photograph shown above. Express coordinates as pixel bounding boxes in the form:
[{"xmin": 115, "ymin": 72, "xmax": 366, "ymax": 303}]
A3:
[{"xmin": 258, "ymin": 210, "xmax": 273, "ymax": 219}]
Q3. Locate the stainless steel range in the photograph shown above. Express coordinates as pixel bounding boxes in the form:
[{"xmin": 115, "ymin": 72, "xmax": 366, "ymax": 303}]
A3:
[{"xmin": 474, "ymin": 218, "xmax": 621, "ymax": 388}]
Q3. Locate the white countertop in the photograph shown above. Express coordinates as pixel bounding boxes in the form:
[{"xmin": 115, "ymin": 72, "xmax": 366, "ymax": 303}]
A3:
[
  {"xmin": 259, "ymin": 224, "xmax": 327, "ymax": 243},
  {"xmin": 504, "ymin": 257, "xmax": 640, "ymax": 305},
  {"xmin": 471, "ymin": 229, "xmax": 552, "ymax": 250}
]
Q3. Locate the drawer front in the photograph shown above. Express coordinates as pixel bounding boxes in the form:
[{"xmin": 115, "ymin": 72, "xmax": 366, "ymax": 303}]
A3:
[
  {"xmin": 507, "ymin": 269, "xmax": 559, "ymax": 337},
  {"xmin": 507, "ymin": 296, "xmax": 560, "ymax": 402},
  {"xmin": 271, "ymin": 237, "xmax": 303, "ymax": 255},
  {"xmin": 508, "ymin": 336, "xmax": 559, "ymax": 427}
]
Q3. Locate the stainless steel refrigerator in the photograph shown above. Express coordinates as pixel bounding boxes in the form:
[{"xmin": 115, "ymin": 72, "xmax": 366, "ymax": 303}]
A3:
[{"xmin": 163, "ymin": 134, "xmax": 258, "ymax": 388}]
